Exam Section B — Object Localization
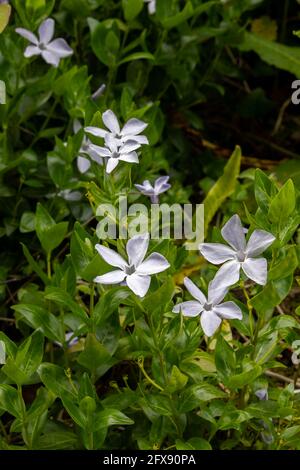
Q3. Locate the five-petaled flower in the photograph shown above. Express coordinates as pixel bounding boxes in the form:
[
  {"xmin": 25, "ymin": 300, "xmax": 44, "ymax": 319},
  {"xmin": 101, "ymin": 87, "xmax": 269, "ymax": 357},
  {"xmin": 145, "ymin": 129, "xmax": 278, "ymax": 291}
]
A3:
[
  {"xmin": 199, "ymin": 214, "xmax": 275, "ymax": 287},
  {"xmin": 135, "ymin": 176, "xmax": 171, "ymax": 203},
  {"xmin": 173, "ymin": 275, "xmax": 242, "ymax": 336},
  {"xmin": 16, "ymin": 18, "xmax": 73, "ymax": 67},
  {"xmin": 85, "ymin": 109, "xmax": 149, "ymax": 148},
  {"xmin": 90, "ymin": 135, "xmax": 141, "ymax": 174},
  {"xmin": 94, "ymin": 233, "xmax": 170, "ymax": 297}
]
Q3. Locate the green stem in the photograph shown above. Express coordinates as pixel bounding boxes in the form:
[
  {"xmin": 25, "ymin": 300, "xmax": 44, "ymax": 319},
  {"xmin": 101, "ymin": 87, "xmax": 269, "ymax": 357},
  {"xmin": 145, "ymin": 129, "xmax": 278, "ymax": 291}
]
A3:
[
  {"xmin": 17, "ymin": 385, "xmax": 30, "ymax": 449},
  {"xmin": 47, "ymin": 252, "xmax": 51, "ymax": 279}
]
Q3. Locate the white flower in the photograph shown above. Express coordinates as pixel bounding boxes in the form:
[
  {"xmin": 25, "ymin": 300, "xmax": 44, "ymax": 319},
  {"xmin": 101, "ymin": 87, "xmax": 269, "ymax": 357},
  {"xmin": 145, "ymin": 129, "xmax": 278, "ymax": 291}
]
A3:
[
  {"xmin": 135, "ymin": 176, "xmax": 171, "ymax": 203},
  {"xmin": 90, "ymin": 135, "xmax": 141, "ymax": 174},
  {"xmin": 173, "ymin": 275, "xmax": 242, "ymax": 337},
  {"xmin": 55, "ymin": 332, "xmax": 79, "ymax": 348},
  {"xmin": 85, "ymin": 109, "xmax": 149, "ymax": 147},
  {"xmin": 73, "ymin": 120, "xmax": 103, "ymax": 174},
  {"xmin": 255, "ymin": 389, "xmax": 268, "ymax": 401},
  {"xmin": 94, "ymin": 233, "xmax": 170, "ymax": 297},
  {"xmin": 58, "ymin": 189, "xmax": 82, "ymax": 201},
  {"xmin": 144, "ymin": 0, "xmax": 156, "ymax": 15},
  {"xmin": 16, "ymin": 18, "xmax": 73, "ymax": 68},
  {"xmin": 199, "ymin": 214, "xmax": 275, "ymax": 287}
]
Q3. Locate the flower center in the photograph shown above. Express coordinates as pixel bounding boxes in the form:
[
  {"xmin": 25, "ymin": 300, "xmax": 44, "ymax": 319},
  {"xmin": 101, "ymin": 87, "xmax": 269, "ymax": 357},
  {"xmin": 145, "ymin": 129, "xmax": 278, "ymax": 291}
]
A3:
[
  {"xmin": 39, "ymin": 42, "xmax": 47, "ymax": 50},
  {"xmin": 125, "ymin": 264, "xmax": 136, "ymax": 275},
  {"xmin": 203, "ymin": 302, "xmax": 213, "ymax": 311},
  {"xmin": 111, "ymin": 151, "xmax": 120, "ymax": 159},
  {"xmin": 236, "ymin": 250, "xmax": 246, "ymax": 262}
]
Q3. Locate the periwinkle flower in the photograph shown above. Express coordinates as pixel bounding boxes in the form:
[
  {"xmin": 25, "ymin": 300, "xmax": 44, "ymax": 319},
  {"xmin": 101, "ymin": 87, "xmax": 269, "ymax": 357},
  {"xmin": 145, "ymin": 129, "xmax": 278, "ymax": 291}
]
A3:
[
  {"xmin": 291, "ymin": 340, "xmax": 300, "ymax": 365},
  {"xmin": 144, "ymin": 0, "xmax": 156, "ymax": 15},
  {"xmin": 94, "ymin": 233, "xmax": 170, "ymax": 298},
  {"xmin": 199, "ymin": 214, "xmax": 275, "ymax": 287},
  {"xmin": 90, "ymin": 135, "xmax": 141, "ymax": 174},
  {"xmin": 172, "ymin": 275, "xmax": 242, "ymax": 337},
  {"xmin": 16, "ymin": 18, "xmax": 73, "ymax": 67},
  {"xmin": 85, "ymin": 109, "xmax": 149, "ymax": 147},
  {"xmin": 255, "ymin": 389, "xmax": 268, "ymax": 401},
  {"xmin": 135, "ymin": 176, "xmax": 171, "ymax": 203},
  {"xmin": 73, "ymin": 120, "xmax": 103, "ymax": 174}
]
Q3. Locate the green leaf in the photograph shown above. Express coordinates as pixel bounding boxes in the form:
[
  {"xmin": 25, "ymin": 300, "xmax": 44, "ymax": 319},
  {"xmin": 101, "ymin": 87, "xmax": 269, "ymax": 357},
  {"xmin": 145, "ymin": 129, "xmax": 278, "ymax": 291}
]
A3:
[
  {"xmin": 176, "ymin": 437, "xmax": 212, "ymax": 450},
  {"xmin": 122, "ymin": 0, "xmax": 143, "ymax": 21},
  {"xmin": 20, "ymin": 211, "xmax": 36, "ymax": 233},
  {"xmin": 45, "ymin": 287, "xmax": 88, "ymax": 325},
  {"xmin": 142, "ymin": 277, "xmax": 174, "ymax": 312},
  {"xmin": 0, "ymin": 4, "xmax": 11, "ymax": 33},
  {"xmin": 12, "ymin": 304, "xmax": 64, "ymax": 343},
  {"xmin": 36, "ymin": 429, "xmax": 79, "ymax": 450},
  {"xmin": 38, "ymin": 363, "xmax": 78, "ymax": 399},
  {"xmin": 167, "ymin": 365, "xmax": 188, "ymax": 393},
  {"xmin": 179, "ymin": 383, "xmax": 226, "ymax": 412},
  {"xmin": 35, "ymin": 203, "xmax": 68, "ymax": 254},
  {"xmin": 21, "ymin": 243, "xmax": 50, "ymax": 285},
  {"xmin": 227, "ymin": 364, "xmax": 262, "ymax": 389},
  {"xmin": 254, "ymin": 169, "xmax": 277, "ymax": 213},
  {"xmin": 2, "ymin": 330, "xmax": 44, "ymax": 385},
  {"xmin": 202, "ymin": 146, "xmax": 241, "ymax": 235},
  {"xmin": 93, "ymin": 408, "xmax": 134, "ymax": 430},
  {"xmin": 215, "ymin": 336, "xmax": 236, "ymax": 381},
  {"xmin": 0, "ymin": 385, "xmax": 22, "ymax": 418},
  {"xmin": 89, "ymin": 20, "xmax": 120, "ymax": 66},
  {"xmin": 118, "ymin": 51, "xmax": 155, "ymax": 65},
  {"xmin": 268, "ymin": 179, "xmax": 295, "ymax": 225},
  {"xmin": 93, "ymin": 287, "xmax": 131, "ymax": 326},
  {"xmin": 161, "ymin": 1, "xmax": 194, "ymax": 29},
  {"xmin": 239, "ymin": 32, "xmax": 300, "ymax": 77},
  {"xmin": 77, "ymin": 333, "xmax": 116, "ymax": 379}
]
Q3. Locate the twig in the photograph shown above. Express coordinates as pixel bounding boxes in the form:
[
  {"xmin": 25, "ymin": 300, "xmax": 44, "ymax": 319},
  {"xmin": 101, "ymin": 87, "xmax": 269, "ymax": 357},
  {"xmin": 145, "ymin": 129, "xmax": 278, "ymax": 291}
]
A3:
[{"xmin": 265, "ymin": 370, "xmax": 300, "ymax": 388}]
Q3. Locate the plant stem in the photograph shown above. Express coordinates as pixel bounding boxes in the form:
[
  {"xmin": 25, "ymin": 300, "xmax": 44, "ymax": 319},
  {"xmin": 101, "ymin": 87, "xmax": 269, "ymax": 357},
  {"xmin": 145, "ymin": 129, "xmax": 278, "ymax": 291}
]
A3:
[{"xmin": 47, "ymin": 252, "xmax": 51, "ymax": 279}]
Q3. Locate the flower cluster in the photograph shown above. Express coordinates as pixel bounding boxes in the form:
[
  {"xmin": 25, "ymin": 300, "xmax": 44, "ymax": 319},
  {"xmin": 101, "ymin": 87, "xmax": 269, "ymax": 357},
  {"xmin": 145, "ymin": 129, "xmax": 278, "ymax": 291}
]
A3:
[
  {"xmin": 173, "ymin": 214, "xmax": 275, "ymax": 336},
  {"xmin": 84, "ymin": 110, "xmax": 149, "ymax": 174}
]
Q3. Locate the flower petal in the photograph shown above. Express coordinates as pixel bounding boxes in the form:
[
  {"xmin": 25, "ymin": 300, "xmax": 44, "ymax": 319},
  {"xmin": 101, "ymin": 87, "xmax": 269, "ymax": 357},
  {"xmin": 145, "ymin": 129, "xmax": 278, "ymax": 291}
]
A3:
[
  {"xmin": 47, "ymin": 38, "xmax": 73, "ymax": 58},
  {"xmin": 126, "ymin": 273, "xmax": 151, "ymax": 297},
  {"xmin": 200, "ymin": 311, "xmax": 222, "ymax": 337},
  {"xmin": 16, "ymin": 28, "xmax": 38, "ymax": 45},
  {"xmin": 94, "ymin": 270, "xmax": 126, "ymax": 284},
  {"xmin": 118, "ymin": 152, "xmax": 139, "ymax": 163},
  {"xmin": 41, "ymin": 50, "xmax": 60, "ymax": 67},
  {"xmin": 154, "ymin": 176, "xmax": 171, "ymax": 194},
  {"xmin": 173, "ymin": 301, "xmax": 203, "ymax": 317},
  {"xmin": 89, "ymin": 144, "xmax": 111, "ymax": 157},
  {"xmin": 38, "ymin": 18, "xmax": 55, "ymax": 44},
  {"xmin": 77, "ymin": 156, "xmax": 91, "ymax": 173},
  {"xmin": 213, "ymin": 260, "xmax": 241, "ymax": 287},
  {"xmin": 84, "ymin": 126, "xmax": 107, "ymax": 138},
  {"xmin": 213, "ymin": 301, "xmax": 242, "ymax": 320},
  {"xmin": 207, "ymin": 275, "xmax": 228, "ymax": 305},
  {"xmin": 120, "ymin": 141, "xmax": 141, "ymax": 153},
  {"xmin": 121, "ymin": 118, "xmax": 148, "ymax": 136},
  {"xmin": 246, "ymin": 230, "xmax": 275, "ymax": 257},
  {"xmin": 126, "ymin": 233, "xmax": 149, "ymax": 267},
  {"xmin": 106, "ymin": 158, "xmax": 119, "ymax": 174},
  {"xmin": 137, "ymin": 252, "xmax": 170, "ymax": 275},
  {"xmin": 95, "ymin": 244, "xmax": 127, "ymax": 270},
  {"xmin": 199, "ymin": 243, "xmax": 236, "ymax": 264},
  {"xmin": 183, "ymin": 277, "xmax": 206, "ymax": 304},
  {"xmin": 123, "ymin": 134, "xmax": 149, "ymax": 145},
  {"xmin": 24, "ymin": 45, "xmax": 40, "ymax": 57},
  {"xmin": 103, "ymin": 110, "xmax": 120, "ymax": 134},
  {"xmin": 221, "ymin": 214, "xmax": 246, "ymax": 251},
  {"xmin": 242, "ymin": 257, "xmax": 268, "ymax": 285}
]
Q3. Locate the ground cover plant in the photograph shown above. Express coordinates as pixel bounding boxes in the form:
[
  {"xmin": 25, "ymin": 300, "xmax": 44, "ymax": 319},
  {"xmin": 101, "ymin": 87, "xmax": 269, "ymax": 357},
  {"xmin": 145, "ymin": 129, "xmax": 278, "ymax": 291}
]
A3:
[{"xmin": 0, "ymin": 0, "xmax": 300, "ymax": 451}]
